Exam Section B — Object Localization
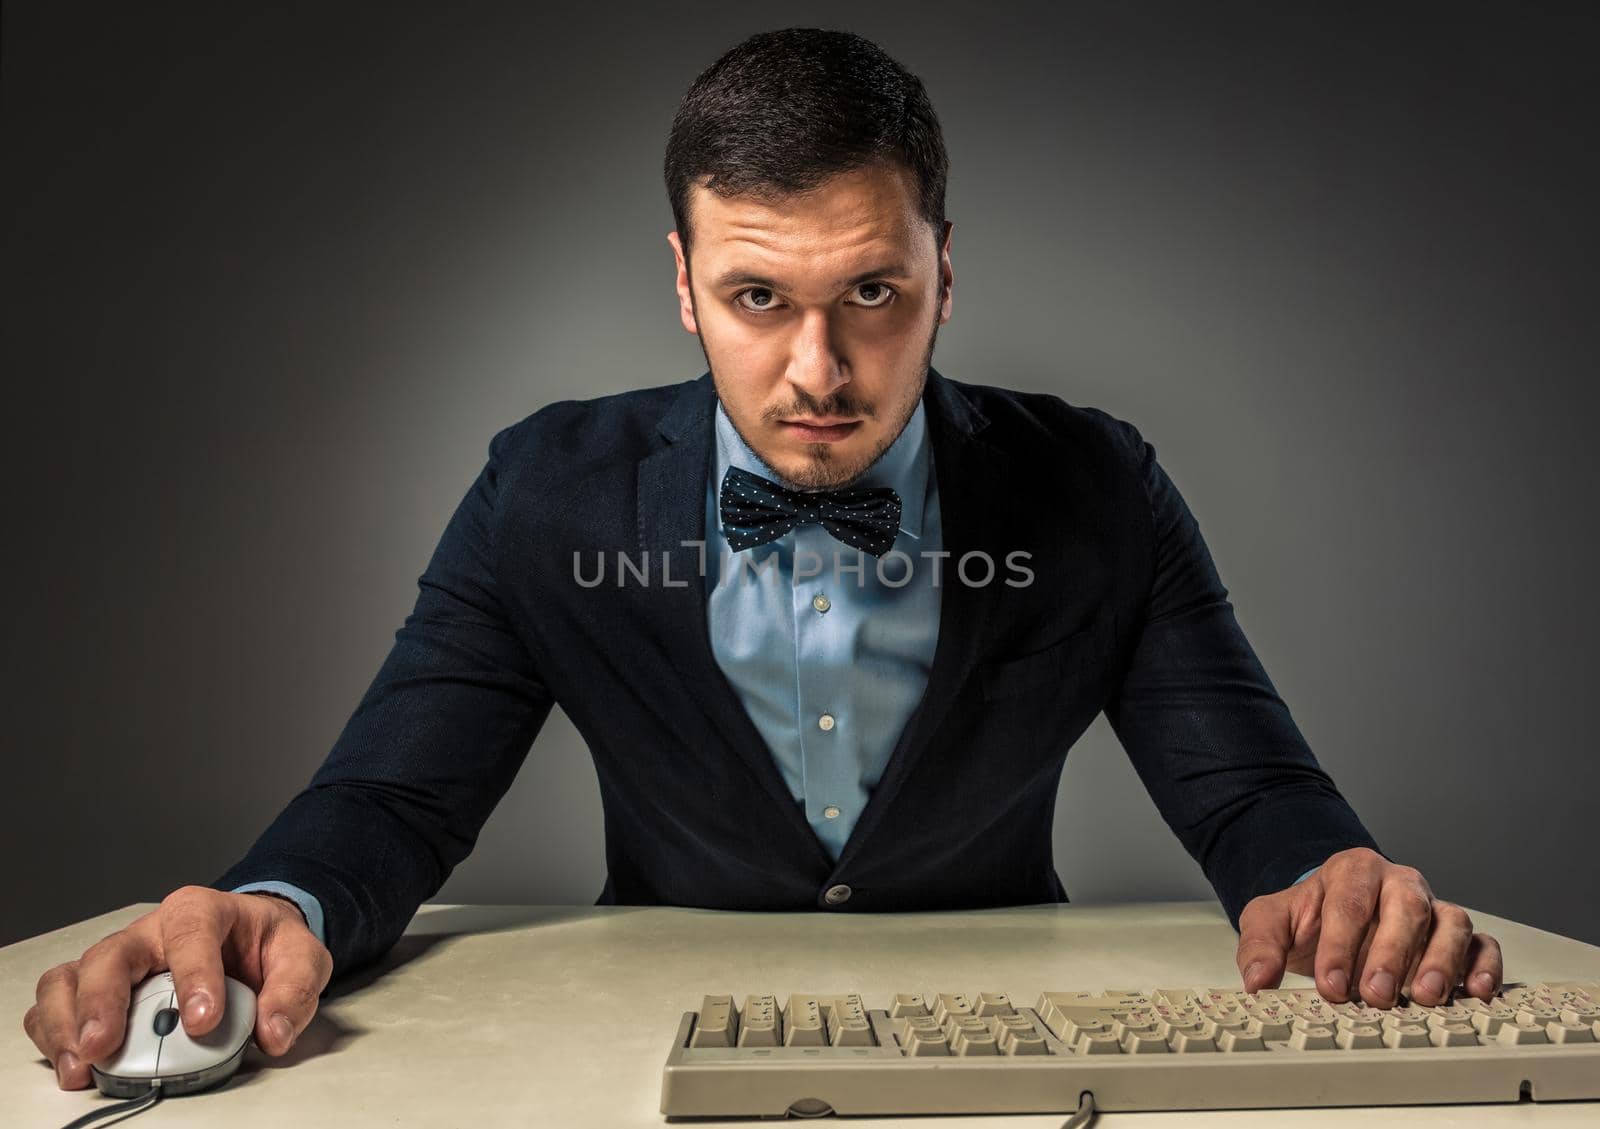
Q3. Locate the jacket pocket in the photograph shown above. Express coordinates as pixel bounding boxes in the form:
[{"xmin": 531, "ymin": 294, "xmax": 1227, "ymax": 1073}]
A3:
[{"xmin": 978, "ymin": 613, "xmax": 1115, "ymax": 703}]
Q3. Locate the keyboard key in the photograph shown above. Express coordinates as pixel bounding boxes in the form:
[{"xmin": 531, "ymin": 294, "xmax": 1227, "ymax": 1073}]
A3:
[
  {"xmin": 1122, "ymin": 1030, "xmax": 1170, "ymax": 1054},
  {"xmin": 1217, "ymin": 1028, "xmax": 1267, "ymax": 1052},
  {"xmin": 690, "ymin": 994, "xmax": 737, "ymax": 1047},
  {"xmin": 974, "ymin": 992, "xmax": 1014, "ymax": 1016},
  {"xmin": 946, "ymin": 1016, "xmax": 999, "ymax": 1056},
  {"xmin": 1059, "ymin": 1018, "xmax": 1110, "ymax": 1048},
  {"xmin": 1335, "ymin": 1024, "xmax": 1383, "ymax": 1050},
  {"xmin": 1169, "ymin": 1026, "xmax": 1217, "ymax": 1053},
  {"xmin": 1247, "ymin": 1015, "xmax": 1292, "ymax": 1040},
  {"xmin": 1287, "ymin": 1025, "xmax": 1337, "ymax": 1050},
  {"xmin": 1494, "ymin": 1022, "xmax": 1549, "ymax": 1046},
  {"xmin": 1381, "ymin": 1024, "xmax": 1431, "ymax": 1048},
  {"xmin": 1075, "ymin": 1031, "xmax": 1122, "ymax": 1055},
  {"xmin": 1545, "ymin": 1021, "xmax": 1597, "ymax": 1044},
  {"xmin": 782, "ymin": 995, "xmax": 826, "ymax": 1046},
  {"xmin": 1470, "ymin": 1007, "xmax": 1516, "ymax": 1037},
  {"xmin": 995, "ymin": 1015, "xmax": 1048, "ymax": 1056},
  {"xmin": 826, "ymin": 996, "xmax": 875, "ymax": 1046},
  {"xmin": 1429, "ymin": 1022, "xmax": 1478, "ymax": 1047},
  {"xmin": 933, "ymin": 993, "xmax": 974, "ymax": 1026},
  {"xmin": 889, "ymin": 993, "xmax": 928, "ymax": 1018}
]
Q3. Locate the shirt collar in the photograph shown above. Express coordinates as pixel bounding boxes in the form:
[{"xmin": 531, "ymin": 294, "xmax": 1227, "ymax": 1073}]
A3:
[{"xmin": 712, "ymin": 396, "xmax": 930, "ymax": 541}]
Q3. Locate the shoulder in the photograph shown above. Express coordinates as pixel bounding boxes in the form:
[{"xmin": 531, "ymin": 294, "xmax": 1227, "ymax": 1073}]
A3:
[
  {"xmin": 481, "ymin": 377, "xmax": 694, "ymax": 486},
  {"xmin": 936, "ymin": 374, "xmax": 1153, "ymax": 477}
]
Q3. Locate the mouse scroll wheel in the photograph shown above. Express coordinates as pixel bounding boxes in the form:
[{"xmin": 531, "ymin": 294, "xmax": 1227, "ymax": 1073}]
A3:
[{"xmin": 153, "ymin": 1007, "xmax": 181, "ymax": 1036}]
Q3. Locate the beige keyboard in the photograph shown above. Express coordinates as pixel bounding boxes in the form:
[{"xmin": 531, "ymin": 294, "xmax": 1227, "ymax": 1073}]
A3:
[{"xmin": 659, "ymin": 981, "xmax": 1600, "ymax": 1118}]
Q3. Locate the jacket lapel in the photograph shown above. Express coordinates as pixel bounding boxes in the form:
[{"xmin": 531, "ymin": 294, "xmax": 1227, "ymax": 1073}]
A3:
[
  {"xmin": 830, "ymin": 369, "xmax": 1021, "ymax": 874},
  {"xmin": 635, "ymin": 372, "xmax": 833, "ymax": 866}
]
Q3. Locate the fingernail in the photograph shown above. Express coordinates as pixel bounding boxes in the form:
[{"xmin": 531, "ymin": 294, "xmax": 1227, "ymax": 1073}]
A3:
[
  {"xmin": 1419, "ymin": 970, "xmax": 1447, "ymax": 1000},
  {"xmin": 270, "ymin": 1013, "xmax": 294, "ymax": 1050},
  {"xmin": 184, "ymin": 990, "xmax": 212, "ymax": 1026},
  {"xmin": 1368, "ymin": 969, "xmax": 1396, "ymax": 1002},
  {"xmin": 1474, "ymin": 972, "xmax": 1496, "ymax": 994},
  {"xmin": 76, "ymin": 1019, "xmax": 102, "ymax": 1052},
  {"xmin": 57, "ymin": 1051, "xmax": 80, "ymax": 1088},
  {"xmin": 1244, "ymin": 961, "xmax": 1265, "ymax": 988},
  {"xmin": 1327, "ymin": 968, "xmax": 1348, "ymax": 997}
]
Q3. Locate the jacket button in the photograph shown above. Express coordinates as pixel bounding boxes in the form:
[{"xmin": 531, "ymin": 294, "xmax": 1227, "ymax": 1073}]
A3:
[{"xmin": 824, "ymin": 884, "xmax": 852, "ymax": 906}]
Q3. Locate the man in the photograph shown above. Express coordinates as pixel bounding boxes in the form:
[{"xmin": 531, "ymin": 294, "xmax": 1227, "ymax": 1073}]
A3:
[{"xmin": 25, "ymin": 27, "xmax": 1501, "ymax": 1091}]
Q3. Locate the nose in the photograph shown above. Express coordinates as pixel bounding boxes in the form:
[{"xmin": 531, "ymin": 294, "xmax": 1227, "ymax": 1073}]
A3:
[{"xmin": 785, "ymin": 309, "xmax": 850, "ymax": 403}]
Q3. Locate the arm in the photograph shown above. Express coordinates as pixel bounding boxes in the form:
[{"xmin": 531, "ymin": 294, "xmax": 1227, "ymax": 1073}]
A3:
[
  {"xmin": 1098, "ymin": 416, "xmax": 1386, "ymax": 930},
  {"xmin": 210, "ymin": 419, "xmax": 554, "ymax": 978}
]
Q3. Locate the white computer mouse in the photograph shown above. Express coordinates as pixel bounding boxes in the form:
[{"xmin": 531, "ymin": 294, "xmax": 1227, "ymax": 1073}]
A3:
[{"xmin": 90, "ymin": 971, "xmax": 257, "ymax": 1098}]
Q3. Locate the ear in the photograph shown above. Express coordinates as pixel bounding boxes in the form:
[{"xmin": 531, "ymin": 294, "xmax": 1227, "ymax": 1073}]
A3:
[
  {"xmin": 937, "ymin": 221, "xmax": 954, "ymax": 324},
  {"xmin": 667, "ymin": 231, "xmax": 699, "ymax": 336}
]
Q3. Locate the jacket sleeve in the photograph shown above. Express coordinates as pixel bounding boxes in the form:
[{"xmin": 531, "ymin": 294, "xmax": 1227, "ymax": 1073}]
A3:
[
  {"xmin": 210, "ymin": 419, "xmax": 554, "ymax": 979},
  {"xmin": 1097, "ymin": 415, "xmax": 1387, "ymax": 930}
]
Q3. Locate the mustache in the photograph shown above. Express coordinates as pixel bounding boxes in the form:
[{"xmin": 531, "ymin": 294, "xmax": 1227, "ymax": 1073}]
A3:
[{"xmin": 766, "ymin": 397, "xmax": 875, "ymax": 421}]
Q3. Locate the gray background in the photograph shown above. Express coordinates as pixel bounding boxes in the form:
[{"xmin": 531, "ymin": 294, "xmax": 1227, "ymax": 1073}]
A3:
[{"xmin": 5, "ymin": 1, "xmax": 1597, "ymax": 954}]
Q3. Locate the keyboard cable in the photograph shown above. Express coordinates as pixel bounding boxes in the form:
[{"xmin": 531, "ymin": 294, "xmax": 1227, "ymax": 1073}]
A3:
[
  {"xmin": 1061, "ymin": 1088, "xmax": 1098, "ymax": 1128},
  {"xmin": 55, "ymin": 1082, "xmax": 163, "ymax": 1129}
]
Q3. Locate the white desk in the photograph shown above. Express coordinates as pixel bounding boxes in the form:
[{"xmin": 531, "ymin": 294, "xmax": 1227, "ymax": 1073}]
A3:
[{"xmin": 5, "ymin": 901, "xmax": 1599, "ymax": 1127}]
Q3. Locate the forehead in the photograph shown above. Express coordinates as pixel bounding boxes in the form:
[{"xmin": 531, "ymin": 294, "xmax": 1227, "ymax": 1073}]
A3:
[{"xmin": 690, "ymin": 163, "xmax": 926, "ymax": 285}]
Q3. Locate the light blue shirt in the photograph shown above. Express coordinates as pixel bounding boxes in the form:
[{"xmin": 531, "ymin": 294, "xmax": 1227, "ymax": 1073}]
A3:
[
  {"xmin": 705, "ymin": 396, "xmax": 942, "ymax": 861},
  {"xmin": 240, "ymin": 396, "xmax": 1319, "ymax": 949}
]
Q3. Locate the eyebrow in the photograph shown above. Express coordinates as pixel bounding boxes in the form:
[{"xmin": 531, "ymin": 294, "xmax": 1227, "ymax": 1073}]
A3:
[{"xmin": 709, "ymin": 263, "xmax": 914, "ymax": 292}]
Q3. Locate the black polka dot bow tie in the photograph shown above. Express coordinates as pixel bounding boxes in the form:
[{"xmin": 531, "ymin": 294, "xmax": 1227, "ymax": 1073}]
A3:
[{"xmin": 719, "ymin": 465, "xmax": 903, "ymax": 557}]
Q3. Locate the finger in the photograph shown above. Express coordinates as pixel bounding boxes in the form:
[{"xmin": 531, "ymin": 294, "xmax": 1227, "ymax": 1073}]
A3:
[
  {"xmin": 1462, "ymin": 933, "xmax": 1504, "ymax": 1000},
  {"xmin": 71, "ymin": 930, "xmax": 156, "ymax": 1066},
  {"xmin": 254, "ymin": 913, "xmax": 334, "ymax": 1055},
  {"xmin": 160, "ymin": 886, "xmax": 233, "ymax": 1037},
  {"xmin": 1236, "ymin": 895, "xmax": 1295, "ymax": 991},
  {"xmin": 26, "ymin": 961, "xmax": 88, "ymax": 1089},
  {"xmin": 1348, "ymin": 918, "xmax": 1379, "ymax": 997},
  {"xmin": 1312, "ymin": 862, "xmax": 1382, "ymax": 1002},
  {"xmin": 1406, "ymin": 903, "xmax": 1473, "ymax": 1005},
  {"xmin": 1354, "ymin": 871, "xmax": 1434, "ymax": 1008}
]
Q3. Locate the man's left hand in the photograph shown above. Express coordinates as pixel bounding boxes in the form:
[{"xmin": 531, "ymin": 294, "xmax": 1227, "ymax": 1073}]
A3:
[{"xmin": 1235, "ymin": 847, "xmax": 1503, "ymax": 1008}]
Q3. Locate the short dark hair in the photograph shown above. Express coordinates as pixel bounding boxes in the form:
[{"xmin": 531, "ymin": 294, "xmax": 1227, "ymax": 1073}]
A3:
[{"xmin": 663, "ymin": 27, "xmax": 949, "ymax": 268}]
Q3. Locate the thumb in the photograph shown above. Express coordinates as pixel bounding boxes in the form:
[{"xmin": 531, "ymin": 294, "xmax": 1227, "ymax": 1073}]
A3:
[
  {"xmin": 253, "ymin": 914, "xmax": 334, "ymax": 1056},
  {"xmin": 1236, "ymin": 892, "xmax": 1295, "ymax": 992}
]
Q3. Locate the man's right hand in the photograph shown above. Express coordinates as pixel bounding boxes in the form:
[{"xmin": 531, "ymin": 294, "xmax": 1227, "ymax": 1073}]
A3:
[{"xmin": 22, "ymin": 886, "xmax": 334, "ymax": 1090}]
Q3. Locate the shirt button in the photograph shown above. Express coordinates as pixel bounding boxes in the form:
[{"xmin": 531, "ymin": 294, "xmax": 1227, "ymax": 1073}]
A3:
[
  {"xmin": 822, "ymin": 805, "xmax": 841, "ymax": 820},
  {"xmin": 824, "ymin": 884, "xmax": 852, "ymax": 906},
  {"xmin": 812, "ymin": 593, "xmax": 831, "ymax": 613},
  {"xmin": 818, "ymin": 713, "xmax": 835, "ymax": 731}
]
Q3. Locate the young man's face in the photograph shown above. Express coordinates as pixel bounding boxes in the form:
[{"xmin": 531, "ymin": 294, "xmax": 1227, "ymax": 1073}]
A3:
[{"xmin": 668, "ymin": 161, "xmax": 953, "ymax": 491}]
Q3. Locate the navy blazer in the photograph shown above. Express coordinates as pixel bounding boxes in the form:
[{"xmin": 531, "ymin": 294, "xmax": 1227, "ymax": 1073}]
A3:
[{"xmin": 212, "ymin": 367, "xmax": 1382, "ymax": 978}]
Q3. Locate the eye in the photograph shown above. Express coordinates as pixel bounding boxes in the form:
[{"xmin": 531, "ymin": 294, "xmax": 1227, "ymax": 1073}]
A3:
[
  {"xmin": 733, "ymin": 287, "xmax": 781, "ymax": 315},
  {"xmin": 853, "ymin": 282, "xmax": 896, "ymax": 308},
  {"xmin": 732, "ymin": 283, "xmax": 898, "ymax": 316}
]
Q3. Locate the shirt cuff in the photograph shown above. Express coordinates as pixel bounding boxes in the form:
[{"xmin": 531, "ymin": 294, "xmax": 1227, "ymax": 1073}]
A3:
[{"xmin": 231, "ymin": 881, "xmax": 326, "ymax": 948}]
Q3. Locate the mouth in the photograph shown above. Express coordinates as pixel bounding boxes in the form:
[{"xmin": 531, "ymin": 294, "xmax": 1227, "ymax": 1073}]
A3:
[{"xmin": 780, "ymin": 418, "xmax": 862, "ymax": 442}]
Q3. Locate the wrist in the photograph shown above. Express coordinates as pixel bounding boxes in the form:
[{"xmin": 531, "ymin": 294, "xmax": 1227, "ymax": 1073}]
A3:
[{"xmin": 241, "ymin": 889, "xmax": 310, "ymax": 928}]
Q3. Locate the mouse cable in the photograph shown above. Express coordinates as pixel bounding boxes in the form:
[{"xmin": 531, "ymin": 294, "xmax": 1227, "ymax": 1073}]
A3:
[
  {"xmin": 1060, "ymin": 1088, "xmax": 1098, "ymax": 1129},
  {"xmin": 56, "ymin": 1082, "xmax": 163, "ymax": 1129}
]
